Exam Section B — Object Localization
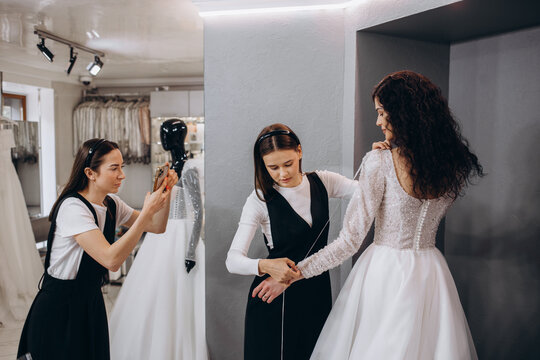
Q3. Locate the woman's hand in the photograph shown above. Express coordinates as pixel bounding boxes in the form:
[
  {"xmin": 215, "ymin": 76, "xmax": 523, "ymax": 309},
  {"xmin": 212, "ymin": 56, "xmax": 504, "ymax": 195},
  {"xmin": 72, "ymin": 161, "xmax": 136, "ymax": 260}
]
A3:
[
  {"xmin": 252, "ymin": 277, "xmax": 289, "ymax": 304},
  {"xmin": 164, "ymin": 166, "xmax": 179, "ymax": 191},
  {"xmin": 372, "ymin": 140, "xmax": 392, "ymax": 150},
  {"xmin": 141, "ymin": 180, "xmax": 169, "ymax": 217},
  {"xmin": 290, "ymin": 268, "xmax": 304, "ymax": 283},
  {"xmin": 258, "ymin": 258, "xmax": 299, "ymax": 284}
]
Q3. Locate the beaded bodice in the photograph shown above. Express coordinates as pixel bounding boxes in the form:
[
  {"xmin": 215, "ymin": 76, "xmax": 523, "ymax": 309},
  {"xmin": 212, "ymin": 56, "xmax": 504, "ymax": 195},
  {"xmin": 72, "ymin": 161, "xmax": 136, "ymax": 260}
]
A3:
[
  {"xmin": 374, "ymin": 150, "xmax": 452, "ymax": 250},
  {"xmin": 298, "ymin": 150, "xmax": 453, "ymax": 278}
]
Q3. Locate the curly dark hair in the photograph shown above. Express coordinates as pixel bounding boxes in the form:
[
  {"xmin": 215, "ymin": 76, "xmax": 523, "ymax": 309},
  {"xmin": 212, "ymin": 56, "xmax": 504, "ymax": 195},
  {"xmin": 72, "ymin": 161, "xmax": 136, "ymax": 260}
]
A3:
[{"xmin": 372, "ymin": 70, "xmax": 484, "ymax": 199}]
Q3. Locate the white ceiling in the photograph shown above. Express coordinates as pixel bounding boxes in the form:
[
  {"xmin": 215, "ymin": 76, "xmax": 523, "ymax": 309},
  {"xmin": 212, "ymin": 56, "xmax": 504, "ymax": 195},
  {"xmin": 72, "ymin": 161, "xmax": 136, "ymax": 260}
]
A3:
[{"xmin": 0, "ymin": 0, "xmax": 204, "ymax": 85}]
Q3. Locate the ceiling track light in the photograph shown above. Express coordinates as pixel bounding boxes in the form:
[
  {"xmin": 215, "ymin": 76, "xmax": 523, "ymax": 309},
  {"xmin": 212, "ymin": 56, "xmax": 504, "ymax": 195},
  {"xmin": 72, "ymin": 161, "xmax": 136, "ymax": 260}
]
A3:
[
  {"xmin": 34, "ymin": 27, "xmax": 105, "ymax": 77},
  {"xmin": 36, "ymin": 37, "xmax": 54, "ymax": 62},
  {"xmin": 87, "ymin": 55, "xmax": 103, "ymax": 76},
  {"xmin": 66, "ymin": 47, "xmax": 78, "ymax": 75}
]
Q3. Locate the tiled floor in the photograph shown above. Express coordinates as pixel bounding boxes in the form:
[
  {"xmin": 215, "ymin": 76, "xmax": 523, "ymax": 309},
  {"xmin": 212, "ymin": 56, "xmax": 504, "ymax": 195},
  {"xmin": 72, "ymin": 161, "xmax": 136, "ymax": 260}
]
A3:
[{"xmin": 0, "ymin": 284, "xmax": 122, "ymax": 359}]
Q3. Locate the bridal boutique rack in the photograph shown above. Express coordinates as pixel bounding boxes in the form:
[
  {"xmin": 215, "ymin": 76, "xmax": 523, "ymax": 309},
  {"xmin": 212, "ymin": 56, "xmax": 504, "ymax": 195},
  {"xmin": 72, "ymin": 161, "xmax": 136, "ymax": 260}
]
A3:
[{"xmin": 73, "ymin": 94, "xmax": 151, "ymax": 164}]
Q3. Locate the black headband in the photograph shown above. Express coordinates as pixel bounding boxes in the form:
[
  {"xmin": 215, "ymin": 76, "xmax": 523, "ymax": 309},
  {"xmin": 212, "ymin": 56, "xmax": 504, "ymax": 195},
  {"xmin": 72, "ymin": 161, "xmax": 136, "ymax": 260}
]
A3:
[
  {"xmin": 85, "ymin": 139, "xmax": 106, "ymax": 168},
  {"xmin": 257, "ymin": 130, "xmax": 300, "ymax": 145}
]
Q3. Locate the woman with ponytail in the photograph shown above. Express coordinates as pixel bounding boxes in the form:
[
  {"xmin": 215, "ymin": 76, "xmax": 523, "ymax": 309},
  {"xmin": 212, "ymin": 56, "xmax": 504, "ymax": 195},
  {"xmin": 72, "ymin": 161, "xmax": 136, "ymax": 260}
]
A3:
[{"xmin": 18, "ymin": 138, "xmax": 178, "ymax": 360}]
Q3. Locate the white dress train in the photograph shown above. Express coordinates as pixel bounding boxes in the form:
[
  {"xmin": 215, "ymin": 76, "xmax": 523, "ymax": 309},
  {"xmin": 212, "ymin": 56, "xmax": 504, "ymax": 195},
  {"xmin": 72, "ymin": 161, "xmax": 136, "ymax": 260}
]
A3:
[
  {"xmin": 298, "ymin": 150, "xmax": 477, "ymax": 360},
  {"xmin": 109, "ymin": 159, "xmax": 208, "ymax": 360},
  {"xmin": 0, "ymin": 128, "xmax": 43, "ymax": 325}
]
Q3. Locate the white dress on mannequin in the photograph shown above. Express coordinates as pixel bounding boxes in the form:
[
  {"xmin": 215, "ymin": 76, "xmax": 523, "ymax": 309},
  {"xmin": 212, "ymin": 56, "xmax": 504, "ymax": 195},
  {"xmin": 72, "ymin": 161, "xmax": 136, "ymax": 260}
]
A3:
[
  {"xmin": 297, "ymin": 150, "xmax": 477, "ymax": 360},
  {"xmin": 0, "ymin": 128, "xmax": 43, "ymax": 324},
  {"xmin": 109, "ymin": 157, "xmax": 208, "ymax": 360}
]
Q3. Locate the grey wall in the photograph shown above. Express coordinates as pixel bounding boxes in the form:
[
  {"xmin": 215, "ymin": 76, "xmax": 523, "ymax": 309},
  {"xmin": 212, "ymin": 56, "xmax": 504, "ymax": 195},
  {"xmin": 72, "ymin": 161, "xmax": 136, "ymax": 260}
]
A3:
[
  {"xmin": 204, "ymin": 10, "xmax": 346, "ymax": 359},
  {"xmin": 447, "ymin": 26, "xmax": 540, "ymax": 359},
  {"xmin": 353, "ymin": 32, "xmax": 450, "ymax": 258},
  {"xmin": 355, "ymin": 32, "xmax": 450, "ymax": 167}
]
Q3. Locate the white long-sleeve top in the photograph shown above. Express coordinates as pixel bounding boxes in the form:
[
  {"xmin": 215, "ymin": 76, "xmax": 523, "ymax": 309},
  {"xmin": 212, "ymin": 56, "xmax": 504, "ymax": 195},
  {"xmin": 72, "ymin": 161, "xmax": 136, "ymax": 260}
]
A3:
[{"xmin": 226, "ymin": 171, "xmax": 358, "ymax": 276}]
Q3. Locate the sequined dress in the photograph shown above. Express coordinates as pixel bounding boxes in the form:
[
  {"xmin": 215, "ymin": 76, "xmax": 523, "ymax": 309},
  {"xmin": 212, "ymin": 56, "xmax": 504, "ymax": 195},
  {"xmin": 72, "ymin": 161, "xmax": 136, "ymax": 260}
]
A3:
[
  {"xmin": 297, "ymin": 150, "xmax": 477, "ymax": 360},
  {"xmin": 109, "ymin": 158, "xmax": 208, "ymax": 360}
]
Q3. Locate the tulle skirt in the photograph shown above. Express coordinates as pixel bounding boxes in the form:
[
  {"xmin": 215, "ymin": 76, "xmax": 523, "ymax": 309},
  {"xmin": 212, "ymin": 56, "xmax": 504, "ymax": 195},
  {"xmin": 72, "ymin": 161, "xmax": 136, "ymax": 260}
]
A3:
[
  {"xmin": 310, "ymin": 243, "xmax": 477, "ymax": 360},
  {"xmin": 0, "ymin": 153, "xmax": 43, "ymax": 324},
  {"xmin": 109, "ymin": 219, "xmax": 207, "ymax": 360}
]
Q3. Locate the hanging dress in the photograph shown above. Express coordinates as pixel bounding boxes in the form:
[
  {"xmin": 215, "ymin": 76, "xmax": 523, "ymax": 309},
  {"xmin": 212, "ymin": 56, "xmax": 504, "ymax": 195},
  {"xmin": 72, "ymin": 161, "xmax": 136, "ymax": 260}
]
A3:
[
  {"xmin": 0, "ymin": 128, "xmax": 43, "ymax": 325},
  {"xmin": 244, "ymin": 172, "xmax": 331, "ymax": 360},
  {"xmin": 18, "ymin": 193, "xmax": 117, "ymax": 360}
]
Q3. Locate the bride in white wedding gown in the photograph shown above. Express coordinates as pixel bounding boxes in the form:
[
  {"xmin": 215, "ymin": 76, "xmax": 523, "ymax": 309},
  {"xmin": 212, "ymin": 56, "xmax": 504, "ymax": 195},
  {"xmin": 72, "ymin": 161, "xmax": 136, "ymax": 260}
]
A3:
[
  {"xmin": 109, "ymin": 157, "xmax": 207, "ymax": 360},
  {"xmin": 292, "ymin": 71, "xmax": 482, "ymax": 359},
  {"xmin": 0, "ymin": 126, "xmax": 43, "ymax": 326}
]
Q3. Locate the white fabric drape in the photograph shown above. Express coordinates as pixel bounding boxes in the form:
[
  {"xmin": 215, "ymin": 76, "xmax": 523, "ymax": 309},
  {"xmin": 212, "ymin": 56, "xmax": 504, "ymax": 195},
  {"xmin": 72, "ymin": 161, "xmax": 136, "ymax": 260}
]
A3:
[{"xmin": 11, "ymin": 121, "xmax": 39, "ymax": 163}]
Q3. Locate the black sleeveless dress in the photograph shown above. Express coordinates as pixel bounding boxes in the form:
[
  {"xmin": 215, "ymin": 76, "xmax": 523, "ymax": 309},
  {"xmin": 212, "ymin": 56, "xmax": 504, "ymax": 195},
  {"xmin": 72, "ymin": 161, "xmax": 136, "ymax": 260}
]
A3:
[
  {"xmin": 244, "ymin": 173, "xmax": 332, "ymax": 360},
  {"xmin": 18, "ymin": 193, "xmax": 117, "ymax": 360}
]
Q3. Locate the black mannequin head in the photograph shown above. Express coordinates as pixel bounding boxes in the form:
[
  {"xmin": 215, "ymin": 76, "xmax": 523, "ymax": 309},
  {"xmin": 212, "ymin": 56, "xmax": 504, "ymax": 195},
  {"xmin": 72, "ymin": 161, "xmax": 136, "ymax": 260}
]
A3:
[{"xmin": 160, "ymin": 118, "xmax": 188, "ymax": 176}]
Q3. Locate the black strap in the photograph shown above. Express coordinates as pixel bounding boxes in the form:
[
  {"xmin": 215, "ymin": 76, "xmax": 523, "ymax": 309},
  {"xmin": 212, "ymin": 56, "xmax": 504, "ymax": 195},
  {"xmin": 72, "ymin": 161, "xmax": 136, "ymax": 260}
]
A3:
[
  {"xmin": 40, "ymin": 193, "xmax": 116, "ymax": 288},
  {"xmin": 43, "ymin": 193, "xmax": 98, "ymax": 271}
]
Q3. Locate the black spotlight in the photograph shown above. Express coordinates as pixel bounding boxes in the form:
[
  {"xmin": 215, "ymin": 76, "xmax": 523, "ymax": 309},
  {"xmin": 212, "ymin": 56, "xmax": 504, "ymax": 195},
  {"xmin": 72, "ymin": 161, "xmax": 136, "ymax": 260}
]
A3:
[
  {"xmin": 66, "ymin": 47, "xmax": 77, "ymax": 75},
  {"xmin": 36, "ymin": 38, "xmax": 54, "ymax": 62},
  {"xmin": 86, "ymin": 55, "xmax": 103, "ymax": 76}
]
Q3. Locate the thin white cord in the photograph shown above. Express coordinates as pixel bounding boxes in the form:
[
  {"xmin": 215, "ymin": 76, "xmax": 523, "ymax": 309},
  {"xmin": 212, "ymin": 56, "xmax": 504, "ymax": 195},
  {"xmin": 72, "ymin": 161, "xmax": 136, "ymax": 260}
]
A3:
[
  {"xmin": 280, "ymin": 163, "xmax": 363, "ymax": 359},
  {"xmin": 281, "ymin": 291, "xmax": 285, "ymax": 360},
  {"xmin": 302, "ymin": 164, "xmax": 363, "ymax": 260}
]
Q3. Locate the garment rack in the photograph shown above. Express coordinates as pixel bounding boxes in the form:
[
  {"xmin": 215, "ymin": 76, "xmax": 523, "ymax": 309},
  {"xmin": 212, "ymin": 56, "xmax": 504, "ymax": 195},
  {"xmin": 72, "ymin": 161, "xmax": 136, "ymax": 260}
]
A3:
[{"xmin": 82, "ymin": 90, "xmax": 150, "ymax": 101}]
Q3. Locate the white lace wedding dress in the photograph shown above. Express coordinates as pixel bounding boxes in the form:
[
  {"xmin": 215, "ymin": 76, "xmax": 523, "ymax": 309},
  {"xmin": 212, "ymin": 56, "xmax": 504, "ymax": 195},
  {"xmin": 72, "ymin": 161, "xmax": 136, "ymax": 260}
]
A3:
[
  {"xmin": 109, "ymin": 158, "xmax": 207, "ymax": 360},
  {"xmin": 0, "ymin": 128, "xmax": 43, "ymax": 325},
  {"xmin": 298, "ymin": 149, "xmax": 477, "ymax": 360}
]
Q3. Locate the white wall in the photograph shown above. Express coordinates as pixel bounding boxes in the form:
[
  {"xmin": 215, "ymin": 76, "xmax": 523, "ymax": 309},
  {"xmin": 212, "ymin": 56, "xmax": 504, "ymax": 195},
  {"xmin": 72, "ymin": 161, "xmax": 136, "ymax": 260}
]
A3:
[
  {"xmin": 52, "ymin": 81, "xmax": 83, "ymax": 190},
  {"xmin": 116, "ymin": 163, "xmax": 152, "ymax": 209},
  {"xmin": 447, "ymin": 26, "xmax": 540, "ymax": 359},
  {"xmin": 3, "ymin": 80, "xmax": 56, "ymax": 215}
]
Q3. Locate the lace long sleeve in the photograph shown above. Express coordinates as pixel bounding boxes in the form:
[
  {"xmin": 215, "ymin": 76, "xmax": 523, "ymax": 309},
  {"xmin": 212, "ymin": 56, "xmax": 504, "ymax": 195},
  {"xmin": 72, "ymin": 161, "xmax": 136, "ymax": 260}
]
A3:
[
  {"xmin": 184, "ymin": 168, "xmax": 203, "ymax": 261},
  {"xmin": 297, "ymin": 150, "xmax": 385, "ymax": 278}
]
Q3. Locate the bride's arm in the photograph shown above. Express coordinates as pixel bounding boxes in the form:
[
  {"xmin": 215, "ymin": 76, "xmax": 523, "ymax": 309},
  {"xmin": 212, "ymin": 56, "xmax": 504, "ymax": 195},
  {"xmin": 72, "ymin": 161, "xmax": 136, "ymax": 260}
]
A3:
[{"xmin": 297, "ymin": 150, "xmax": 386, "ymax": 279}]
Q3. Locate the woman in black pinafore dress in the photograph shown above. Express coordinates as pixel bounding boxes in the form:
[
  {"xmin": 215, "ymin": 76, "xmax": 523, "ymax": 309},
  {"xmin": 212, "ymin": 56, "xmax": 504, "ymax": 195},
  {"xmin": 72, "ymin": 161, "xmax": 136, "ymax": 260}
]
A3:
[
  {"xmin": 226, "ymin": 124, "xmax": 358, "ymax": 360},
  {"xmin": 18, "ymin": 193, "xmax": 117, "ymax": 359},
  {"xmin": 245, "ymin": 172, "xmax": 332, "ymax": 360},
  {"xmin": 17, "ymin": 138, "xmax": 177, "ymax": 360}
]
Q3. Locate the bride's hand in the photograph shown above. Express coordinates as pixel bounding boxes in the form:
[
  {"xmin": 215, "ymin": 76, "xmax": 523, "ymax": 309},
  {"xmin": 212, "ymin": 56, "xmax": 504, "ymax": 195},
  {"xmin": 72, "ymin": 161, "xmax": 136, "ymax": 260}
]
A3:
[
  {"xmin": 252, "ymin": 277, "xmax": 289, "ymax": 304},
  {"xmin": 258, "ymin": 258, "xmax": 299, "ymax": 284},
  {"xmin": 290, "ymin": 268, "xmax": 304, "ymax": 283},
  {"xmin": 372, "ymin": 140, "xmax": 391, "ymax": 150}
]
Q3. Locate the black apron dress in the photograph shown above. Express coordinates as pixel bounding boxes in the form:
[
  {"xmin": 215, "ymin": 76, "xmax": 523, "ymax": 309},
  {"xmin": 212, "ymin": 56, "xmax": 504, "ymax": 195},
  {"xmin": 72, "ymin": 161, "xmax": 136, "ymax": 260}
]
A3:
[
  {"xmin": 244, "ymin": 173, "xmax": 332, "ymax": 360},
  {"xmin": 18, "ymin": 193, "xmax": 116, "ymax": 360}
]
